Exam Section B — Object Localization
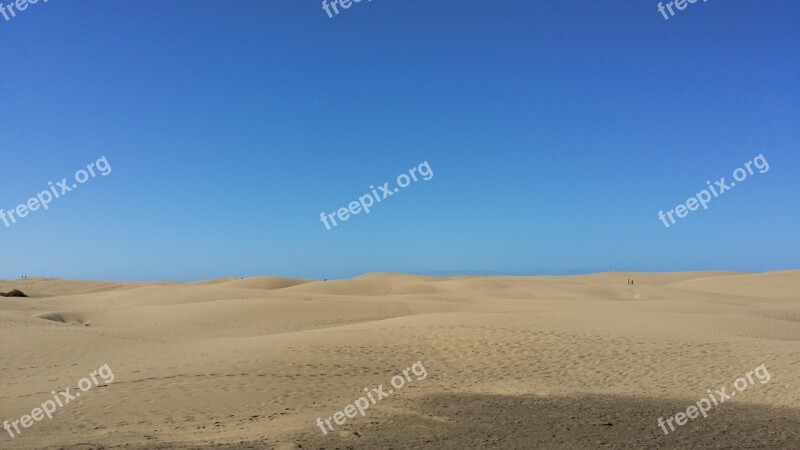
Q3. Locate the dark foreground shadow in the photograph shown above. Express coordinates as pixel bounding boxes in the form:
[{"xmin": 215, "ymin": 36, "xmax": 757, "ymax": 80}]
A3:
[
  {"xmin": 288, "ymin": 393, "xmax": 800, "ymax": 450},
  {"xmin": 61, "ymin": 392, "xmax": 800, "ymax": 449}
]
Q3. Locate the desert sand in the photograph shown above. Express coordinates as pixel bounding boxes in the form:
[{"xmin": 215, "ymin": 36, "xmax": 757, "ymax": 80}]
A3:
[{"xmin": 1, "ymin": 271, "xmax": 799, "ymax": 449}]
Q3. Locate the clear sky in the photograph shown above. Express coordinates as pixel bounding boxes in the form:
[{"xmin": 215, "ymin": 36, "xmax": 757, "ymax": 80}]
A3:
[{"xmin": 1, "ymin": 0, "xmax": 798, "ymax": 281}]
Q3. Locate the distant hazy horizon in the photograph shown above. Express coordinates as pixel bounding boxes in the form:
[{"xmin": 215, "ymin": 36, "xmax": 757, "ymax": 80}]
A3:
[{"xmin": 3, "ymin": 268, "xmax": 795, "ymax": 285}]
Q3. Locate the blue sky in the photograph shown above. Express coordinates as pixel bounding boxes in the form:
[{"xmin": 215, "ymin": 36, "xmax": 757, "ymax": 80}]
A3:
[{"xmin": 0, "ymin": 0, "xmax": 798, "ymax": 281}]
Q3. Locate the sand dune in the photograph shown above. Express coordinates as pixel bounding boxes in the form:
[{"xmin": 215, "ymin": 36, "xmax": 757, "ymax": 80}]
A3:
[
  {"xmin": 1, "ymin": 271, "xmax": 798, "ymax": 449},
  {"xmin": 190, "ymin": 277, "xmax": 314, "ymax": 291}
]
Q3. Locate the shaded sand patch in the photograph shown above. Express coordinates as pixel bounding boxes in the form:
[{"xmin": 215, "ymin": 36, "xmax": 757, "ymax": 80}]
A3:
[{"xmin": 54, "ymin": 393, "xmax": 800, "ymax": 449}]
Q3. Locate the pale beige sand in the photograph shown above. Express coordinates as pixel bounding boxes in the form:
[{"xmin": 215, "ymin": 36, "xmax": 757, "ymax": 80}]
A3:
[{"xmin": 1, "ymin": 272, "xmax": 799, "ymax": 449}]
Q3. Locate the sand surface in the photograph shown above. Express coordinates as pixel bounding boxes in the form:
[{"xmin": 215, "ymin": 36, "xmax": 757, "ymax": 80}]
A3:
[{"xmin": 1, "ymin": 272, "xmax": 799, "ymax": 449}]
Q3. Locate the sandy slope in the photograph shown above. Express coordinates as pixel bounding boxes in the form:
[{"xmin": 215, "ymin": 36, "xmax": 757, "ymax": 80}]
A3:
[{"xmin": 1, "ymin": 272, "xmax": 799, "ymax": 449}]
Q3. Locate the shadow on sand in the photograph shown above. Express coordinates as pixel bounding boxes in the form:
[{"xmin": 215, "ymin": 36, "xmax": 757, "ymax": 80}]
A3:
[{"xmin": 292, "ymin": 392, "xmax": 800, "ymax": 449}]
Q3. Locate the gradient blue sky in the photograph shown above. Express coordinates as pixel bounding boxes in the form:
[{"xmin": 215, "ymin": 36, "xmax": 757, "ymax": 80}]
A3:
[{"xmin": 1, "ymin": 0, "xmax": 798, "ymax": 281}]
